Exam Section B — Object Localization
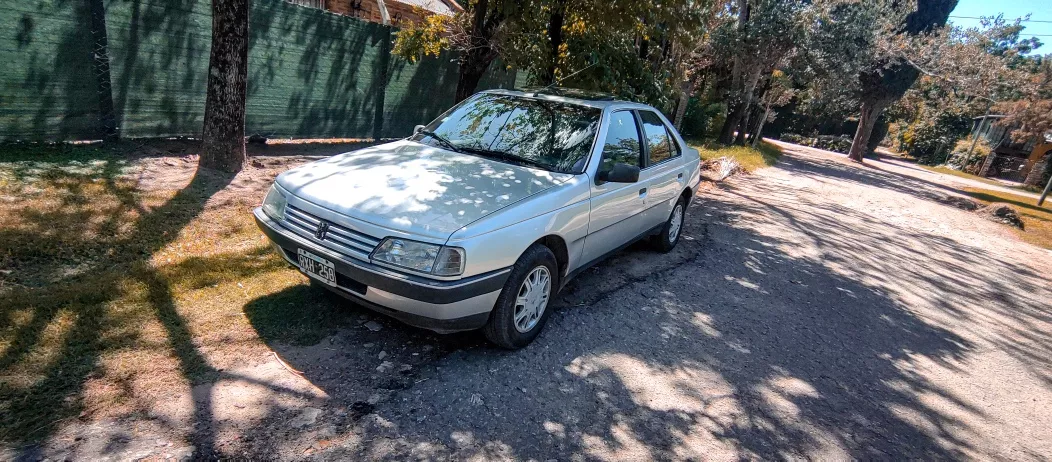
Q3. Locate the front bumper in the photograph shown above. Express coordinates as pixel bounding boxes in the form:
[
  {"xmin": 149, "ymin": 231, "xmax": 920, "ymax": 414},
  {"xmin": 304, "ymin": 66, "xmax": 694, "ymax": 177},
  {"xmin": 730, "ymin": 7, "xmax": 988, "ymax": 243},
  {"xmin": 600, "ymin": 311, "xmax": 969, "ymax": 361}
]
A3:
[{"xmin": 254, "ymin": 208, "xmax": 507, "ymax": 333}]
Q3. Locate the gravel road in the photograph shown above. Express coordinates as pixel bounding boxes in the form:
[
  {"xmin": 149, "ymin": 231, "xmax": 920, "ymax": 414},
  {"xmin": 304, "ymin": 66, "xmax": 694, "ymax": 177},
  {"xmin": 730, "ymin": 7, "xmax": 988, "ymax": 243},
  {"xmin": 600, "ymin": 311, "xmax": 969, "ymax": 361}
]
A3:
[
  {"xmin": 17, "ymin": 143, "xmax": 1052, "ymax": 460},
  {"xmin": 325, "ymin": 143, "xmax": 1052, "ymax": 460}
]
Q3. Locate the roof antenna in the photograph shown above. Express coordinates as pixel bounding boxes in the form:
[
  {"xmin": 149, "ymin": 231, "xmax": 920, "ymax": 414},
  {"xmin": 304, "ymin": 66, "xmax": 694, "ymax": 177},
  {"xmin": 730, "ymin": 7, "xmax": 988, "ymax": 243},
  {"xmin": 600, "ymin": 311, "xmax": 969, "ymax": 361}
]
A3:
[{"xmin": 544, "ymin": 60, "xmax": 598, "ymax": 90}]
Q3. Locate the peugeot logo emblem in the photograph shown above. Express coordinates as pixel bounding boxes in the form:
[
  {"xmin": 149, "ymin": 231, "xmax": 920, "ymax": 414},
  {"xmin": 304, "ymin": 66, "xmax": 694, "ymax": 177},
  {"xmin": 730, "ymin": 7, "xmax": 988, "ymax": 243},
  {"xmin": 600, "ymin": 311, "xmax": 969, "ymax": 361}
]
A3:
[{"xmin": 315, "ymin": 221, "xmax": 330, "ymax": 240}]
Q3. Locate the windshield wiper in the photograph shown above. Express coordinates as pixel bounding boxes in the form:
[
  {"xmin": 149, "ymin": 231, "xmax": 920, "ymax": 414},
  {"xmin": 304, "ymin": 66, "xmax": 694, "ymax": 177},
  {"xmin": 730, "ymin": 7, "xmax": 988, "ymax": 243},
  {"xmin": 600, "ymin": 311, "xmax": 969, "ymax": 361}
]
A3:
[
  {"xmin": 419, "ymin": 129, "xmax": 461, "ymax": 153},
  {"xmin": 460, "ymin": 147, "xmax": 553, "ymax": 171}
]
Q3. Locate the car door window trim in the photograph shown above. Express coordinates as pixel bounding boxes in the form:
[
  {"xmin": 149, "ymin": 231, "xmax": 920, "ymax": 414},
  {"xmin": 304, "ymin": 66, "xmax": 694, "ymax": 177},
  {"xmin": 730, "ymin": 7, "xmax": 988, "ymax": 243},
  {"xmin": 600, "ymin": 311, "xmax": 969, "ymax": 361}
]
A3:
[
  {"xmin": 594, "ymin": 109, "xmax": 645, "ymax": 184},
  {"xmin": 636, "ymin": 110, "xmax": 682, "ymax": 171}
]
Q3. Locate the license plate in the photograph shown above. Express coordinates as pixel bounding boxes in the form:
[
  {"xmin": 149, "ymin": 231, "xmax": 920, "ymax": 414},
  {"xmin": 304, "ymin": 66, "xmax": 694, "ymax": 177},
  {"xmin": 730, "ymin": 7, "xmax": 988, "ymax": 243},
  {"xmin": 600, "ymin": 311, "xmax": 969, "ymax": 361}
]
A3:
[{"xmin": 297, "ymin": 248, "xmax": 336, "ymax": 286}]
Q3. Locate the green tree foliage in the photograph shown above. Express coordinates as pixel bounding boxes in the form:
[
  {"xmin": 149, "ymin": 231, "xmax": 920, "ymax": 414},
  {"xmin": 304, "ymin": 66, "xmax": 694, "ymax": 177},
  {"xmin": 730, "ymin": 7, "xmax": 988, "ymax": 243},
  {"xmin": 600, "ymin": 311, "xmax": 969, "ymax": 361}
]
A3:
[
  {"xmin": 505, "ymin": 0, "xmax": 712, "ymax": 109},
  {"xmin": 846, "ymin": 0, "xmax": 958, "ymax": 162},
  {"xmin": 393, "ymin": 0, "xmax": 715, "ymax": 109},
  {"xmin": 878, "ymin": 16, "xmax": 1041, "ymax": 162},
  {"xmin": 714, "ymin": 0, "xmax": 809, "ymax": 145},
  {"xmin": 393, "ymin": 0, "xmax": 522, "ymax": 102},
  {"xmin": 994, "ymin": 56, "xmax": 1051, "ymax": 144}
]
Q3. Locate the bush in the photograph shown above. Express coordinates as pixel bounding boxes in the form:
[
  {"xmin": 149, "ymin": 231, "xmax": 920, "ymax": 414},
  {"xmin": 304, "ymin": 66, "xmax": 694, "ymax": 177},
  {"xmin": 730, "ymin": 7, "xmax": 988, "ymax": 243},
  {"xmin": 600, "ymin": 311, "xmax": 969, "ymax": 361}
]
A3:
[
  {"xmin": 777, "ymin": 133, "xmax": 851, "ymax": 154},
  {"xmin": 899, "ymin": 112, "xmax": 972, "ymax": 165},
  {"xmin": 681, "ymin": 99, "xmax": 726, "ymax": 139},
  {"xmin": 779, "ymin": 133, "xmax": 807, "ymax": 144},
  {"xmin": 947, "ymin": 138, "xmax": 992, "ymax": 173},
  {"xmin": 813, "ymin": 135, "xmax": 852, "ymax": 154}
]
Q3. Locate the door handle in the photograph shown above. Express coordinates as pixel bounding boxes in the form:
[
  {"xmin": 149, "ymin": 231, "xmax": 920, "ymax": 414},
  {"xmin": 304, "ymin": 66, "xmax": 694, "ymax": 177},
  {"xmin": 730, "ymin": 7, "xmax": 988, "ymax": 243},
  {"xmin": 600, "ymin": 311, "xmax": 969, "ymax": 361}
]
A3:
[
  {"xmin": 677, "ymin": 172, "xmax": 684, "ymax": 179},
  {"xmin": 639, "ymin": 188, "xmax": 647, "ymax": 197}
]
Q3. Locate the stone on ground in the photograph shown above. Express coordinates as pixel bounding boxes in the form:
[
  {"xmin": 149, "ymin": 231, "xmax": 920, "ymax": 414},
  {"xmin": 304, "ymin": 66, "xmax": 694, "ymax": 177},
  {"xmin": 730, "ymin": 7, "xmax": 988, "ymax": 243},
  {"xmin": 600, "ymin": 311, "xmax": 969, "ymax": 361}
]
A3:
[{"xmin": 977, "ymin": 203, "xmax": 1025, "ymax": 229}]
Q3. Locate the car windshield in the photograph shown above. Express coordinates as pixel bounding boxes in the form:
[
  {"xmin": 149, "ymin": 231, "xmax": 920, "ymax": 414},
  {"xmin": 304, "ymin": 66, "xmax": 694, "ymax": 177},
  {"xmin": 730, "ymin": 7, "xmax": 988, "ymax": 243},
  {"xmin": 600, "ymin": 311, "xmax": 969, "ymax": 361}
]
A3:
[{"xmin": 413, "ymin": 94, "xmax": 602, "ymax": 174}]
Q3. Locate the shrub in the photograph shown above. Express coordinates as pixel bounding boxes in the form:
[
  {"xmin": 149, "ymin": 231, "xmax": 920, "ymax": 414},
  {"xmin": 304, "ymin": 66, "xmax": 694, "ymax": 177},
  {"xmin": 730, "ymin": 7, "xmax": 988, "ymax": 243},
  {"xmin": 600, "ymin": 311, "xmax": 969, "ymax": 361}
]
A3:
[
  {"xmin": 899, "ymin": 112, "xmax": 972, "ymax": 165},
  {"xmin": 947, "ymin": 138, "xmax": 992, "ymax": 173},
  {"xmin": 779, "ymin": 133, "xmax": 806, "ymax": 144},
  {"xmin": 681, "ymin": 99, "xmax": 726, "ymax": 139},
  {"xmin": 812, "ymin": 135, "xmax": 852, "ymax": 153}
]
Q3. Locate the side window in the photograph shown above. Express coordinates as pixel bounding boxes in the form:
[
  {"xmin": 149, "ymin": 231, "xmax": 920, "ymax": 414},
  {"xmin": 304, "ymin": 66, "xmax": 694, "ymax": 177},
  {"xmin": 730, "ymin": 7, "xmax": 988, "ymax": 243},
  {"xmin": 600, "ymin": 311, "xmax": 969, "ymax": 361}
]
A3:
[
  {"xmin": 639, "ymin": 111, "xmax": 679, "ymax": 165},
  {"xmin": 598, "ymin": 111, "xmax": 643, "ymax": 174},
  {"xmin": 664, "ymin": 125, "xmax": 682, "ymax": 157}
]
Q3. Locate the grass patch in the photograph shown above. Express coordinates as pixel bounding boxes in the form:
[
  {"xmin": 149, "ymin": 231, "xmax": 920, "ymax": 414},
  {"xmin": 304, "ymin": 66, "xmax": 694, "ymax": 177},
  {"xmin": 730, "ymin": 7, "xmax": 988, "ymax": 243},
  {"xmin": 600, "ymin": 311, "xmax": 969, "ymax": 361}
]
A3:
[
  {"xmin": 691, "ymin": 141, "xmax": 783, "ymax": 173},
  {"xmin": 960, "ymin": 187, "xmax": 1052, "ymax": 249},
  {"xmin": 0, "ymin": 145, "xmax": 355, "ymax": 445},
  {"xmin": 919, "ymin": 165, "xmax": 1037, "ymax": 192}
]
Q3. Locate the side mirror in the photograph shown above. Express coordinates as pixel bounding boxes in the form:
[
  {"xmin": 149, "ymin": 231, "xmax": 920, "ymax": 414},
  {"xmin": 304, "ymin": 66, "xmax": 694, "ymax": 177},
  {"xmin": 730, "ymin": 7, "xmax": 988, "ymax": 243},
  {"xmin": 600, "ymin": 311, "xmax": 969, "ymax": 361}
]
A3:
[
  {"xmin": 596, "ymin": 163, "xmax": 640, "ymax": 184},
  {"xmin": 413, "ymin": 125, "xmax": 426, "ymax": 136}
]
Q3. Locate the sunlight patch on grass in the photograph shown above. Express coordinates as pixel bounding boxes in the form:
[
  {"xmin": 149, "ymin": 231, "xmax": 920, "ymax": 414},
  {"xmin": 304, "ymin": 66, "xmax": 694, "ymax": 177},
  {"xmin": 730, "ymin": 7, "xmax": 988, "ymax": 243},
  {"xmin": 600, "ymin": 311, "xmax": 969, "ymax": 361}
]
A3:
[
  {"xmin": 960, "ymin": 187, "xmax": 1052, "ymax": 250},
  {"xmin": 691, "ymin": 141, "xmax": 783, "ymax": 173},
  {"xmin": 0, "ymin": 148, "xmax": 355, "ymax": 445}
]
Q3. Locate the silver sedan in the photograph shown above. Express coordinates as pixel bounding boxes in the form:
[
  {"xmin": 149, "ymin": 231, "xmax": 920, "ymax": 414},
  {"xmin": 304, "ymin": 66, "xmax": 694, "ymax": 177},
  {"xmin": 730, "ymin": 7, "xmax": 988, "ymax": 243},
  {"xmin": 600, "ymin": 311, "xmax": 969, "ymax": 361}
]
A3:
[{"xmin": 255, "ymin": 89, "xmax": 702, "ymax": 348}]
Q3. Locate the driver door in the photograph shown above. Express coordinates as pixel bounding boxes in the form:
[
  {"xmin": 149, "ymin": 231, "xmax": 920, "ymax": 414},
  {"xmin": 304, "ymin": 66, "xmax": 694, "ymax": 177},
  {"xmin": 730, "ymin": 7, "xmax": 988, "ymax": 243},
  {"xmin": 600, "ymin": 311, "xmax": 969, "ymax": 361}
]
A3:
[{"xmin": 581, "ymin": 110, "xmax": 649, "ymax": 264}]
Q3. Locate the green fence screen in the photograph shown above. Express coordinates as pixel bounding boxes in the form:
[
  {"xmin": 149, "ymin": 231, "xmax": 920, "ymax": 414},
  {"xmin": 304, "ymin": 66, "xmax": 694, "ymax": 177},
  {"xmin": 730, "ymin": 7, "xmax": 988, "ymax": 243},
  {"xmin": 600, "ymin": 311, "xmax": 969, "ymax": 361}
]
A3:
[{"xmin": 0, "ymin": 0, "xmax": 519, "ymax": 141}]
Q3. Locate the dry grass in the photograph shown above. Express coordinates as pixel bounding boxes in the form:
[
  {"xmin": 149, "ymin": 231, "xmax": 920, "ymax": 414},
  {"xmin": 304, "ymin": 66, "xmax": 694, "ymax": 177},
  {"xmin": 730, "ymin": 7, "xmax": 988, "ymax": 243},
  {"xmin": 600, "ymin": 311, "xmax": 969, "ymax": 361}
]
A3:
[
  {"xmin": 692, "ymin": 141, "xmax": 783, "ymax": 173},
  {"xmin": 960, "ymin": 187, "xmax": 1052, "ymax": 250},
  {"xmin": 0, "ymin": 142, "xmax": 356, "ymax": 445}
]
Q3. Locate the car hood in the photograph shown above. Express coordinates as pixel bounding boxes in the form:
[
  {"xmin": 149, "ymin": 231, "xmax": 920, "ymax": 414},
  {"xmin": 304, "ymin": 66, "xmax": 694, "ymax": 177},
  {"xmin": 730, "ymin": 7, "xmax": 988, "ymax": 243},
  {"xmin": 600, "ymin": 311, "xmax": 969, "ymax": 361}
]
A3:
[{"xmin": 276, "ymin": 140, "xmax": 573, "ymax": 239}]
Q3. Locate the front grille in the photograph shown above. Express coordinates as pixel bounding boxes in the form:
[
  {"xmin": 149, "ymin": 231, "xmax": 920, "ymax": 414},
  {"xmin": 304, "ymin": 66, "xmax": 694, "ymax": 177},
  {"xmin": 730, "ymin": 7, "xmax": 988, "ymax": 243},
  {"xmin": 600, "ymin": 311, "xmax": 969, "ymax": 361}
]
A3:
[{"xmin": 283, "ymin": 204, "xmax": 382, "ymax": 261}]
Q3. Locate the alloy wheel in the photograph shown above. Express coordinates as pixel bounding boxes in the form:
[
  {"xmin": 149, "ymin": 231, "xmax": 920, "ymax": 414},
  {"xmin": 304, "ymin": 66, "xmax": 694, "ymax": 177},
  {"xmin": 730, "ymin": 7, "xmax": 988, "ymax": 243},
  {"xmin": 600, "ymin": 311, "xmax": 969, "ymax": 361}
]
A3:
[{"xmin": 513, "ymin": 266, "xmax": 551, "ymax": 333}]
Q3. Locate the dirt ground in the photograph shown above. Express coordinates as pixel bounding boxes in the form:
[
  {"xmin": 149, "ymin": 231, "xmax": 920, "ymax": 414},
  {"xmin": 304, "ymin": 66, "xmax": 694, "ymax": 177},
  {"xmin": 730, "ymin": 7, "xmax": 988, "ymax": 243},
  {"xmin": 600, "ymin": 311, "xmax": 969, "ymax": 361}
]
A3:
[{"xmin": 6, "ymin": 141, "xmax": 1052, "ymax": 460}]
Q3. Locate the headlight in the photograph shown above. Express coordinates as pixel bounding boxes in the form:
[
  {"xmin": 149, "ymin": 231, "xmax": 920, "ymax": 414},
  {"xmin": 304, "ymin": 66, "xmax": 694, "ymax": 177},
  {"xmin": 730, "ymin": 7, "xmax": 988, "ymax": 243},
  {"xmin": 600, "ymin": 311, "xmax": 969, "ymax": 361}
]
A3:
[
  {"xmin": 262, "ymin": 185, "xmax": 287, "ymax": 220},
  {"xmin": 371, "ymin": 237, "xmax": 465, "ymax": 276}
]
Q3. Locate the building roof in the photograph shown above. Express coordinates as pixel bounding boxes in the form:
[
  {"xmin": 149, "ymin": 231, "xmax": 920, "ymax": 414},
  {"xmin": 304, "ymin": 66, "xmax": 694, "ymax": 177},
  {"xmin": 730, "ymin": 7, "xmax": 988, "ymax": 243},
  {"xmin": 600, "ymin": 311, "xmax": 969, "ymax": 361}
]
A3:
[{"xmin": 393, "ymin": 0, "xmax": 462, "ymax": 15}]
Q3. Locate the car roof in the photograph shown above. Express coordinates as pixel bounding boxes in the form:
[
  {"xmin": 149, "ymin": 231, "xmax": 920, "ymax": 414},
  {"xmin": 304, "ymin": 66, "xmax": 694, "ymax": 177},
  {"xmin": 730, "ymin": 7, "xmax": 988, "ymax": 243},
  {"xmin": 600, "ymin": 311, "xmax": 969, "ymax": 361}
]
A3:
[{"xmin": 479, "ymin": 88, "xmax": 653, "ymax": 111}]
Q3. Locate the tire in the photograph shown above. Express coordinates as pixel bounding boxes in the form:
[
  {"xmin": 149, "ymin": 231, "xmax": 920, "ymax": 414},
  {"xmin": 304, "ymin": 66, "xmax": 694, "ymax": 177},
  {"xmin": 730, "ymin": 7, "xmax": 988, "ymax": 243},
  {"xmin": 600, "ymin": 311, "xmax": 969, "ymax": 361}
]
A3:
[
  {"xmin": 653, "ymin": 197, "xmax": 686, "ymax": 253},
  {"xmin": 483, "ymin": 244, "xmax": 559, "ymax": 349}
]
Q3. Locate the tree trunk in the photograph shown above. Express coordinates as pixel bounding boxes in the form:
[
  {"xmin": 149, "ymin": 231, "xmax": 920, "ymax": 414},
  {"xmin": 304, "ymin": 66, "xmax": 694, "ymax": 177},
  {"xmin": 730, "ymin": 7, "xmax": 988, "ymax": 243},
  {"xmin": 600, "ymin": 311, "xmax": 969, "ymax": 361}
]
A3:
[
  {"xmin": 452, "ymin": 0, "xmax": 500, "ymax": 102},
  {"xmin": 735, "ymin": 109, "xmax": 750, "ymax": 145},
  {"xmin": 736, "ymin": 94, "xmax": 765, "ymax": 146},
  {"xmin": 719, "ymin": 0, "xmax": 749, "ymax": 144},
  {"xmin": 88, "ymin": 0, "xmax": 118, "ymax": 141},
  {"xmin": 847, "ymin": 100, "xmax": 885, "ymax": 163},
  {"xmin": 718, "ymin": 66, "xmax": 761, "ymax": 145},
  {"xmin": 201, "ymin": 0, "xmax": 248, "ymax": 173},
  {"xmin": 455, "ymin": 51, "xmax": 492, "ymax": 102},
  {"xmin": 718, "ymin": 106, "xmax": 740, "ymax": 144},
  {"xmin": 673, "ymin": 68, "xmax": 695, "ymax": 130},
  {"xmin": 751, "ymin": 100, "xmax": 771, "ymax": 148},
  {"xmin": 544, "ymin": 0, "xmax": 565, "ymax": 85}
]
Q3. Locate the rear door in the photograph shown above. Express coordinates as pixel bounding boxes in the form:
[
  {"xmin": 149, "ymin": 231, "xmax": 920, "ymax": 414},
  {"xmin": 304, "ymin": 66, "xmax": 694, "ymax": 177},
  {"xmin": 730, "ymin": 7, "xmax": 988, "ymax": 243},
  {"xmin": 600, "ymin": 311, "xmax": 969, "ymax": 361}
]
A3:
[
  {"xmin": 637, "ymin": 110, "xmax": 686, "ymax": 226},
  {"xmin": 581, "ymin": 110, "xmax": 649, "ymax": 264}
]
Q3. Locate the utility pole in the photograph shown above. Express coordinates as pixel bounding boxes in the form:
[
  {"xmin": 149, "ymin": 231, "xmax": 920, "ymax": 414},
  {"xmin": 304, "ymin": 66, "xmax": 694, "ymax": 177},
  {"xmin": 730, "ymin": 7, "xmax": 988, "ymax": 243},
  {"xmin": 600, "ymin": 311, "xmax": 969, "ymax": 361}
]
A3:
[
  {"xmin": 966, "ymin": 103, "xmax": 992, "ymax": 157},
  {"xmin": 1040, "ymin": 174, "xmax": 1052, "ymax": 206}
]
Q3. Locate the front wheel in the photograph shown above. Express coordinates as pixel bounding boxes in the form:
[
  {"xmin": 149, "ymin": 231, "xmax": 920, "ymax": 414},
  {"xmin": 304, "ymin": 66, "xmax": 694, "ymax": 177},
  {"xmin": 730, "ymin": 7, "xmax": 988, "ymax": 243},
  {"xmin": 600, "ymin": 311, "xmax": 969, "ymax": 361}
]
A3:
[
  {"xmin": 483, "ymin": 244, "xmax": 559, "ymax": 349},
  {"xmin": 653, "ymin": 197, "xmax": 686, "ymax": 253}
]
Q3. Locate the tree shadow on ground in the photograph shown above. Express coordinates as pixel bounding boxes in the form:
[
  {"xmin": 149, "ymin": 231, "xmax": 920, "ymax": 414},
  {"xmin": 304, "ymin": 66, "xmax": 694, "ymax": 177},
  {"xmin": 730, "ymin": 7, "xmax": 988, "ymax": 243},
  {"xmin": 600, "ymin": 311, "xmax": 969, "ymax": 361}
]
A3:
[
  {"xmin": 227, "ymin": 149, "xmax": 1052, "ymax": 459},
  {"xmin": 11, "ymin": 140, "xmax": 1048, "ymax": 459},
  {"xmin": 0, "ymin": 159, "xmax": 233, "ymax": 453}
]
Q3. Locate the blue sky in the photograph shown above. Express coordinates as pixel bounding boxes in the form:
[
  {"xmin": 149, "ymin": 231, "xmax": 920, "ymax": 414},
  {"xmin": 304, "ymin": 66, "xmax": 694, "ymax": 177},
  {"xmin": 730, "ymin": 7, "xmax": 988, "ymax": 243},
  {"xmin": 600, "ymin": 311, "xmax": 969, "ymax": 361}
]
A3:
[{"xmin": 950, "ymin": 0, "xmax": 1052, "ymax": 50}]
